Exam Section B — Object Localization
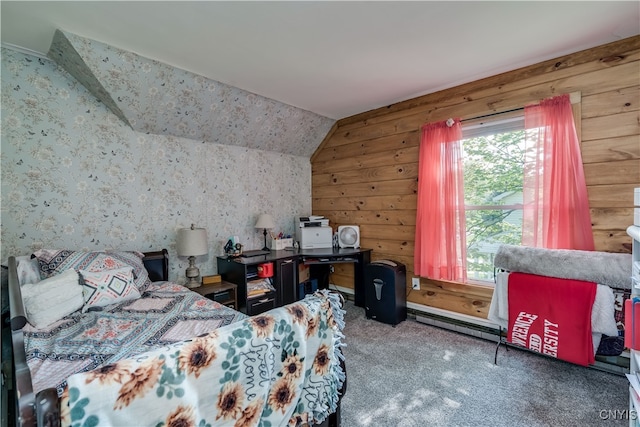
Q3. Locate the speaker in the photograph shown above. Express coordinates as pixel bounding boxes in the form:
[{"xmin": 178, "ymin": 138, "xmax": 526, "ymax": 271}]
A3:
[{"xmin": 337, "ymin": 225, "xmax": 360, "ymax": 248}]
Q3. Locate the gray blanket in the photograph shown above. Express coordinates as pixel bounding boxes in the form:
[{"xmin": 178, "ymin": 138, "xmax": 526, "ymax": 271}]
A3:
[{"xmin": 494, "ymin": 244, "xmax": 632, "ymax": 289}]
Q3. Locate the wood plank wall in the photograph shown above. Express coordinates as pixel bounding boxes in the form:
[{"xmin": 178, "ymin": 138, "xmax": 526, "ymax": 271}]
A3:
[{"xmin": 311, "ymin": 36, "xmax": 640, "ymax": 320}]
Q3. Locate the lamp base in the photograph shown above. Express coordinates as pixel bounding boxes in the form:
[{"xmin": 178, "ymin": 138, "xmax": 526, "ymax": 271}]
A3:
[
  {"xmin": 185, "ymin": 257, "xmax": 201, "ymax": 288},
  {"xmin": 262, "ymin": 228, "xmax": 271, "ymax": 252},
  {"xmin": 185, "ymin": 277, "xmax": 201, "ymax": 288}
]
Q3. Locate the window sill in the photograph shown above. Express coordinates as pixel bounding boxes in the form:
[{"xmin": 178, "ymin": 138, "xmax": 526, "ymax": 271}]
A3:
[{"xmin": 465, "ymin": 278, "xmax": 495, "ymax": 288}]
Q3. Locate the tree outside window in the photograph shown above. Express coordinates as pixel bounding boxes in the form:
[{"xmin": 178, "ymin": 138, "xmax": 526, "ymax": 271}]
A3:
[{"xmin": 461, "ymin": 126, "xmax": 525, "ymax": 282}]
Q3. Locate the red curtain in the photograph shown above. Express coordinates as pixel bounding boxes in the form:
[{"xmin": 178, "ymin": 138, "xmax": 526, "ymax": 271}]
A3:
[
  {"xmin": 414, "ymin": 119, "xmax": 467, "ymax": 281},
  {"xmin": 522, "ymin": 94, "xmax": 595, "ymax": 250}
]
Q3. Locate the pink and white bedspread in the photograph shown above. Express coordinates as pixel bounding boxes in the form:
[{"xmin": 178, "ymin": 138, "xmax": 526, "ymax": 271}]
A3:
[{"xmin": 22, "ymin": 281, "xmax": 247, "ymax": 396}]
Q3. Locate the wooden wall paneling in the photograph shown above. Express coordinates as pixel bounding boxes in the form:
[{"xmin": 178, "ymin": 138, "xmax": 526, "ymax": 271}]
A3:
[
  {"xmin": 312, "ymin": 194, "xmax": 417, "ymax": 211},
  {"xmin": 359, "ymin": 237, "xmax": 414, "ymax": 258},
  {"xmin": 312, "ymin": 36, "xmax": 640, "ymax": 320},
  {"xmin": 582, "ymin": 110, "xmax": 640, "ymax": 141},
  {"xmin": 312, "ymin": 131, "xmax": 419, "ymax": 163},
  {"xmin": 313, "ymin": 178, "xmax": 417, "ymax": 199},
  {"xmin": 590, "ymin": 208, "xmax": 635, "ymax": 230},
  {"xmin": 311, "ymin": 146, "xmax": 419, "ymax": 175},
  {"xmin": 593, "ymin": 230, "xmax": 636, "ymax": 253},
  {"xmin": 326, "ymin": 119, "xmax": 421, "ymax": 147},
  {"xmin": 581, "ymin": 86, "xmax": 640, "ymax": 118},
  {"xmin": 312, "ymin": 162, "xmax": 419, "ymax": 187},
  {"xmin": 587, "ymin": 183, "xmax": 639, "ymax": 207},
  {"xmin": 359, "ymin": 224, "xmax": 415, "ymax": 242},
  {"xmin": 331, "ymin": 271, "xmax": 354, "ymax": 290},
  {"xmin": 332, "ymin": 262, "xmax": 353, "ymax": 278},
  {"xmin": 311, "ymin": 209, "xmax": 417, "ymax": 226},
  {"xmin": 419, "ymin": 59, "xmax": 640, "ymax": 125},
  {"xmin": 581, "ymin": 135, "xmax": 640, "ymax": 163},
  {"xmin": 584, "ymin": 159, "xmax": 640, "ymax": 185},
  {"xmin": 410, "ymin": 280, "xmax": 494, "ymax": 318}
]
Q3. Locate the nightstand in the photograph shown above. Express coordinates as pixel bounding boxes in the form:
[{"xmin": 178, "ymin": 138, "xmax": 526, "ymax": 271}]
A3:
[{"xmin": 192, "ymin": 280, "xmax": 237, "ymax": 310}]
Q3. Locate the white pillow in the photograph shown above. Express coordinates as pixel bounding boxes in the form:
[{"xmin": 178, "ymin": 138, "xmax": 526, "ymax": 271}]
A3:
[
  {"xmin": 16, "ymin": 256, "xmax": 41, "ymax": 286},
  {"xmin": 79, "ymin": 267, "xmax": 141, "ymax": 312},
  {"xmin": 21, "ymin": 269, "xmax": 84, "ymax": 329}
]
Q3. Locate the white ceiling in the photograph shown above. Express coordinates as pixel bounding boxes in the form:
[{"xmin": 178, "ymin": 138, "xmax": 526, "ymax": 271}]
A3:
[{"xmin": 2, "ymin": 1, "xmax": 639, "ymax": 120}]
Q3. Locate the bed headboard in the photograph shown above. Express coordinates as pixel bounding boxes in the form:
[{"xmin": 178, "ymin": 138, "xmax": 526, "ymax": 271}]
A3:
[{"xmin": 142, "ymin": 249, "xmax": 169, "ymax": 282}]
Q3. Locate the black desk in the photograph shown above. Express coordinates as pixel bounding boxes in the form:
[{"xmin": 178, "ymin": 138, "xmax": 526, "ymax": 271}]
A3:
[
  {"xmin": 217, "ymin": 248, "xmax": 371, "ymax": 312},
  {"xmin": 297, "ymin": 248, "xmax": 371, "ymax": 307}
]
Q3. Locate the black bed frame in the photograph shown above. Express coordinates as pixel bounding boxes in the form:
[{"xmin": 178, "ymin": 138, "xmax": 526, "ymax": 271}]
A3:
[{"xmin": 5, "ymin": 249, "xmax": 344, "ymax": 427}]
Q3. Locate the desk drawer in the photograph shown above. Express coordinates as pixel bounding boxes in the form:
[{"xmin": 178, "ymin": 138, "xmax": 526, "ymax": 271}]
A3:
[{"xmin": 247, "ymin": 292, "xmax": 277, "ymax": 315}]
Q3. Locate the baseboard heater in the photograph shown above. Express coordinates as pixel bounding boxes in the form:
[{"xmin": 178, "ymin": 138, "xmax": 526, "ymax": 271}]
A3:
[
  {"xmin": 412, "ymin": 303, "xmax": 630, "ymax": 376},
  {"xmin": 333, "ymin": 284, "xmax": 629, "ymax": 375}
]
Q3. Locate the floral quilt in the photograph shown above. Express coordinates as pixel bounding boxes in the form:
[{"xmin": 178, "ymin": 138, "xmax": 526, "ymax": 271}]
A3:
[
  {"xmin": 61, "ymin": 290, "xmax": 345, "ymax": 427},
  {"xmin": 23, "ymin": 281, "xmax": 246, "ymax": 396}
]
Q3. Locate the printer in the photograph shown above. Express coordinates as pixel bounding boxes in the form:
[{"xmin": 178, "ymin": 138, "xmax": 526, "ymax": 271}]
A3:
[{"xmin": 295, "ymin": 216, "xmax": 333, "ymax": 249}]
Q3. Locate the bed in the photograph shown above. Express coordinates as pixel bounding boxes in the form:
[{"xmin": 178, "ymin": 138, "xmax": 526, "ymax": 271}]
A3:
[
  {"xmin": 488, "ymin": 244, "xmax": 632, "ymax": 367},
  {"xmin": 5, "ymin": 248, "xmax": 346, "ymax": 427}
]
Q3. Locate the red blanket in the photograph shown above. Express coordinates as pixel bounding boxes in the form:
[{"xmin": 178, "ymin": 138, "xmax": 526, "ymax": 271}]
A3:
[{"xmin": 507, "ymin": 272, "xmax": 597, "ymax": 366}]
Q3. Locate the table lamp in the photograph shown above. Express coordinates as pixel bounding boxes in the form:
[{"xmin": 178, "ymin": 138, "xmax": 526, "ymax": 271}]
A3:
[
  {"xmin": 255, "ymin": 214, "xmax": 275, "ymax": 251},
  {"xmin": 176, "ymin": 224, "xmax": 208, "ymax": 288}
]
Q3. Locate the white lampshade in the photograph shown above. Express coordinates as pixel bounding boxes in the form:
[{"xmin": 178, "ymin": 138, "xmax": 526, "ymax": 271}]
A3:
[
  {"xmin": 255, "ymin": 214, "xmax": 275, "ymax": 230},
  {"xmin": 176, "ymin": 224, "xmax": 208, "ymax": 257}
]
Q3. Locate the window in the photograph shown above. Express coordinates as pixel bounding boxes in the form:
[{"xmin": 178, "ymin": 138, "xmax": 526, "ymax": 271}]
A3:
[
  {"xmin": 414, "ymin": 93, "xmax": 593, "ymax": 284},
  {"xmin": 461, "ymin": 114, "xmax": 525, "ymax": 282}
]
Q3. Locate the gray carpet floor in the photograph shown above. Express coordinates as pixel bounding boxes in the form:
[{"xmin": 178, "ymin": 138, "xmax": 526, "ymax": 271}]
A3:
[{"xmin": 339, "ymin": 301, "xmax": 630, "ymax": 427}]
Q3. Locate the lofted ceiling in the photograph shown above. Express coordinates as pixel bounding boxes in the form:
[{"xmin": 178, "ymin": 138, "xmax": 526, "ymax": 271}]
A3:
[{"xmin": 2, "ymin": 1, "xmax": 639, "ymax": 122}]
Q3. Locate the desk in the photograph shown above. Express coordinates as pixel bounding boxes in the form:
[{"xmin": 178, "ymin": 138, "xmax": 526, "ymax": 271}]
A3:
[
  {"xmin": 217, "ymin": 248, "xmax": 371, "ymax": 313},
  {"xmin": 298, "ymin": 248, "xmax": 371, "ymax": 307}
]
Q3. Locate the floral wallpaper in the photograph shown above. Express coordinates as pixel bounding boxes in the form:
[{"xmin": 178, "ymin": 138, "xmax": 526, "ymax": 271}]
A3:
[
  {"xmin": 1, "ymin": 47, "xmax": 318, "ymax": 282},
  {"xmin": 48, "ymin": 30, "xmax": 335, "ymax": 158}
]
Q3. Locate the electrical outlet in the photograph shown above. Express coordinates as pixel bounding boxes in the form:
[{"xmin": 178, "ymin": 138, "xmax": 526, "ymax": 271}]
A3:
[{"xmin": 412, "ymin": 277, "xmax": 420, "ymax": 290}]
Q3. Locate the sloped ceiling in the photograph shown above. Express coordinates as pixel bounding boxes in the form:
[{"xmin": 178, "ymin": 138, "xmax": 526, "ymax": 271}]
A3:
[
  {"xmin": 3, "ymin": 2, "xmax": 639, "ymax": 121},
  {"xmin": 46, "ymin": 29, "xmax": 334, "ymax": 157},
  {"xmin": 2, "ymin": 2, "xmax": 639, "ymax": 157}
]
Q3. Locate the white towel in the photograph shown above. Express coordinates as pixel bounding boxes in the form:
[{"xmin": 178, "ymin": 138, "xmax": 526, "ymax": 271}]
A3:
[{"xmin": 487, "ymin": 272, "xmax": 509, "ymax": 330}]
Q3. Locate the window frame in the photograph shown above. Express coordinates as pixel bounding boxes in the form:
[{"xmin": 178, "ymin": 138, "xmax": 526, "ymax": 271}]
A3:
[{"xmin": 455, "ymin": 92, "xmax": 582, "ymax": 286}]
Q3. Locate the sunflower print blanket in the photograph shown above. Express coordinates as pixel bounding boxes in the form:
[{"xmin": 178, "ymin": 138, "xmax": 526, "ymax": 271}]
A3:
[{"xmin": 61, "ymin": 290, "xmax": 346, "ymax": 427}]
